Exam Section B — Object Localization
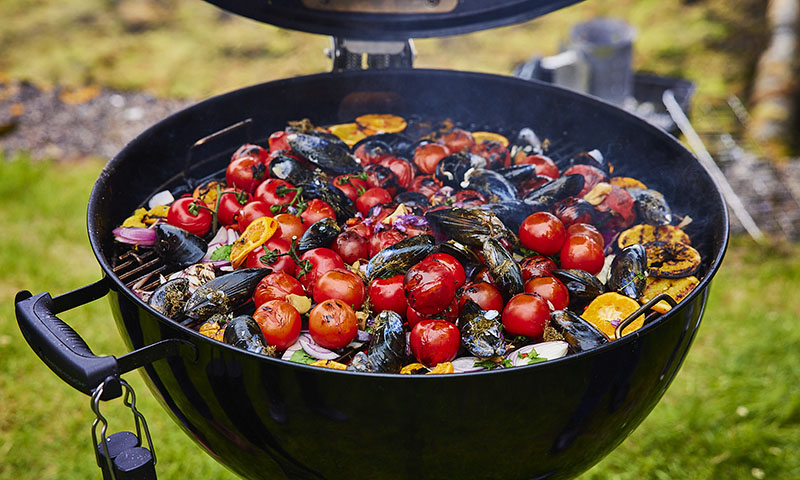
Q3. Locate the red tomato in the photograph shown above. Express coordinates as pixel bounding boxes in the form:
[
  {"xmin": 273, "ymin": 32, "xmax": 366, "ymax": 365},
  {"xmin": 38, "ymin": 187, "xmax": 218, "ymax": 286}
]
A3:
[
  {"xmin": 519, "ymin": 212, "xmax": 567, "ymax": 256},
  {"xmin": 297, "ymin": 248, "xmax": 346, "ymax": 293},
  {"xmin": 332, "ymin": 174, "xmax": 368, "ymax": 202},
  {"xmin": 441, "ymin": 128, "xmax": 475, "ymax": 153},
  {"xmin": 237, "ymin": 200, "xmax": 273, "ymax": 233},
  {"xmin": 231, "ymin": 144, "xmax": 269, "ymax": 165},
  {"xmin": 459, "ymin": 281, "xmax": 504, "ymax": 312},
  {"xmin": 523, "ymin": 276, "xmax": 570, "ymax": 310},
  {"xmin": 404, "ymin": 258, "xmax": 456, "ymax": 315},
  {"xmin": 469, "ymin": 140, "xmax": 509, "ymax": 169},
  {"xmin": 313, "ymin": 268, "xmax": 366, "ymax": 310},
  {"xmin": 344, "ymin": 221, "xmax": 372, "ymax": 240},
  {"xmin": 353, "ymin": 141, "xmax": 391, "ymax": 166},
  {"xmin": 300, "ymin": 199, "xmax": 336, "ymax": 226},
  {"xmin": 253, "ymin": 300, "xmax": 301, "ymax": 351},
  {"xmin": 226, "ymin": 157, "xmax": 266, "ymax": 193},
  {"xmin": 377, "ymin": 156, "xmax": 415, "ymax": 189},
  {"xmin": 409, "ymin": 320, "xmax": 461, "ymax": 367},
  {"xmin": 596, "ymin": 184, "xmax": 636, "ymax": 230},
  {"xmin": 472, "ymin": 267, "xmax": 495, "ymax": 285},
  {"xmin": 406, "ymin": 296, "xmax": 461, "ymax": 328},
  {"xmin": 268, "ymin": 130, "xmax": 290, "ymax": 152},
  {"xmin": 356, "ymin": 187, "xmax": 393, "ymax": 216},
  {"xmin": 566, "ymin": 223, "xmax": 604, "ymax": 249},
  {"xmin": 563, "ymin": 164, "xmax": 608, "ymax": 197},
  {"xmin": 246, "ymin": 236, "xmax": 296, "ymax": 275},
  {"xmin": 364, "ymin": 164, "xmax": 400, "ymax": 197},
  {"xmin": 368, "ymin": 229, "xmax": 406, "ymax": 258},
  {"xmin": 253, "ymin": 272, "xmax": 305, "ymax": 308},
  {"xmin": 501, "ymin": 292, "xmax": 551, "ymax": 339},
  {"xmin": 408, "ymin": 175, "xmax": 442, "ymax": 198},
  {"xmin": 167, "ymin": 197, "xmax": 212, "ymax": 237},
  {"xmin": 560, "ymin": 235, "xmax": 605, "ymax": 275},
  {"xmin": 413, "ymin": 143, "xmax": 450, "ymax": 174},
  {"xmin": 254, "ymin": 178, "xmax": 297, "ymax": 210},
  {"xmin": 554, "ymin": 197, "xmax": 596, "ymax": 228},
  {"xmin": 516, "ymin": 154, "xmax": 560, "ymax": 179},
  {"xmin": 519, "ymin": 255, "xmax": 558, "ymax": 280},
  {"xmin": 308, "ymin": 299, "xmax": 358, "ymax": 350},
  {"xmin": 274, "ymin": 213, "xmax": 307, "ymax": 244},
  {"xmin": 217, "ymin": 189, "xmax": 251, "ymax": 227},
  {"xmin": 427, "ymin": 253, "xmax": 466, "ymax": 289},
  {"xmin": 368, "ymin": 275, "xmax": 407, "ymax": 316},
  {"xmin": 333, "ymin": 230, "xmax": 369, "ymax": 264}
]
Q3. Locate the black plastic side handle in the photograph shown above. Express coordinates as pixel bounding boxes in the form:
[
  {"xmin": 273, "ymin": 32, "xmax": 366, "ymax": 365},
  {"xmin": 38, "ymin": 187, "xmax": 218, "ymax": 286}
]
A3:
[{"xmin": 15, "ymin": 279, "xmax": 122, "ymax": 400}]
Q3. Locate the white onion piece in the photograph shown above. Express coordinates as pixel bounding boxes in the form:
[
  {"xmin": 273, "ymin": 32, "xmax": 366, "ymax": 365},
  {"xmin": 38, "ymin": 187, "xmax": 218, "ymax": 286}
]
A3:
[
  {"xmin": 451, "ymin": 356, "xmax": 486, "ymax": 373},
  {"xmin": 507, "ymin": 341, "xmax": 569, "ymax": 367},
  {"xmin": 148, "ymin": 190, "xmax": 174, "ymax": 209},
  {"xmin": 298, "ymin": 334, "xmax": 339, "ymax": 360},
  {"xmin": 112, "ymin": 227, "xmax": 156, "ymax": 245},
  {"xmin": 356, "ymin": 330, "xmax": 372, "ymax": 342},
  {"xmin": 227, "ymin": 229, "xmax": 240, "ymax": 244},
  {"xmin": 281, "ymin": 339, "xmax": 303, "ymax": 361},
  {"xmin": 208, "ymin": 227, "xmax": 230, "ymax": 246}
]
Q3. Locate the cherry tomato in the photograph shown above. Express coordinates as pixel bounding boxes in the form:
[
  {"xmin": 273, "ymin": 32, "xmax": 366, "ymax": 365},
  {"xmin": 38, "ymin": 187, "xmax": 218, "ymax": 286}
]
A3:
[
  {"xmin": 502, "ymin": 292, "xmax": 551, "ymax": 339},
  {"xmin": 356, "ymin": 187, "xmax": 393, "ymax": 216},
  {"xmin": 519, "ymin": 255, "xmax": 558, "ymax": 280},
  {"xmin": 344, "ymin": 221, "xmax": 372, "ymax": 240},
  {"xmin": 409, "ymin": 320, "xmax": 461, "ymax": 367},
  {"xmin": 217, "ymin": 189, "xmax": 251, "ymax": 227},
  {"xmin": 268, "ymin": 130, "xmax": 290, "ymax": 152},
  {"xmin": 300, "ymin": 199, "xmax": 336, "ymax": 226},
  {"xmin": 297, "ymin": 248, "xmax": 346, "ymax": 294},
  {"xmin": 413, "ymin": 143, "xmax": 449, "ymax": 174},
  {"xmin": 308, "ymin": 299, "xmax": 358, "ymax": 350},
  {"xmin": 226, "ymin": 157, "xmax": 266, "ymax": 193},
  {"xmin": 368, "ymin": 229, "xmax": 406, "ymax": 258},
  {"xmin": 453, "ymin": 189, "xmax": 486, "ymax": 207},
  {"xmin": 596, "ymin": 184, "xmax": 636, "ymax": 230},
  {"xmin": 231, "ymin": 144, "xmax": 269, "ymax": 165},
  {"xmin": 333, "ymin": 230, "xmax": 369, "ymax": 265},
  {"xmin": 404, "ymin": 258, "xmax": 456, "ymax": 315},
  {"xmin": 441, "ymin": 128, "xmax": 475, "ymax": 153},
  {"xmin": 472, "ymin": 267, "xmax": 495, "ymax": 285},
  {"xmin": 459, "ymin": 281, "xmax": 504, "ymax": 312},
  {"xmin": 237, "ymin": 200, "xmax": 273, "ymax": 233},
  {"xmin": 313, "ymin": 268, "xmax": 366, "ymax": 310},
  {"xmin": 523, "ymin": 276, "xmax": 570, "ymax": 310},
  {"xmin": 353, "ymin": 141, "xmax": 391, "ymax": 166},
  {"xmin": 560, "ymin": 235, "xmax": 605, "ymax": 275},
  {"xmin": 519, "ymin": 212, "xmax": 567, "ymax": 256},
  {"xmin": 167, "ymin": 197, "xmax": 212, "ymax": 237},
  {"xmin": 254, "ymin": 178, "xmax": 297, "ymax": 210},
  {"xmin": 253, "ymin": 272, "xmax": 305, "ymax": 308},
  {"xmin": 516, "ymin": 154, "xmax": 560, "ymax": 179},
  {"xmin": 364, "ymin": 164, "xmax": 400, "ymax": 196},
  {"xmin": 274, "ymin": 213, "xmax": 307, "ymax": 244},
  {"xmin": 469, "ymin": 140, "xmax": 509, "ymax": 169},
  {"xmin": 377, "ymin": 156, "xmax": 415, "ymax": 189},
  {"xmin": 566, "ymin": 223, "xmax": 604, "ymax": 249},
  {"xmin": 427, "ymin": 253, "xmax": 466, "ymax": 289},
  {"xmin": 253, "ymin": 300, "xmax": 301, "ymax": 351},
  {"xmin": 554, "ymin": 197, "xmax": 596, "ymax": 228},
  {"xmin": 246, "ymin": 236, "xmax": 296, "ymax": 275},
  {"xmin": 368, "ymin": 275, "xmax": 408, "ymax": 316},
  {"xmin": 332, "ymin": 174, "xmax": 368, "ymax": 202},
  {"xmin": 408, "ymin": 175, "xmax": 442, "ymax": 198}
]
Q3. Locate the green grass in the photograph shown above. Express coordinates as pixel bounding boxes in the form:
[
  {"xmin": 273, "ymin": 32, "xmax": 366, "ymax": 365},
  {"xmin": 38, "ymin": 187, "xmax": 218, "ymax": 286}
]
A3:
[{"xmin": 1, "ymin": 155, "xmax": 799, "ymax": 479}]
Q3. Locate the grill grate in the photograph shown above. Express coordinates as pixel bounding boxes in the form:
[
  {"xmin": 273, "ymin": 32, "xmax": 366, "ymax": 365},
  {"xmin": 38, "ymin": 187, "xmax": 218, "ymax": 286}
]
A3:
[{"xmin": 112, "ymin": 248, "xmax": 167, "ymax": 292}]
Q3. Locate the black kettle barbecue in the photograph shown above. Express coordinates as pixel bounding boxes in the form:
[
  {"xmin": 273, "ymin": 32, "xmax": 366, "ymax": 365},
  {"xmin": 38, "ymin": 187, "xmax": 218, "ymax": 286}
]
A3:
[{"xmin": 15, "ymin": 2, "xmax": 728, "ymax": 480}]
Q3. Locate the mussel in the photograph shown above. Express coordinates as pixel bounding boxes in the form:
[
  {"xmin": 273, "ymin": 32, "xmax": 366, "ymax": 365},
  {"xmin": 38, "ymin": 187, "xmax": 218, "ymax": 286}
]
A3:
[
  {"xmin": 478, "ymin": 200, "xmax": 543, "ymax": 236},
  {"xmin": 184, "ymin": 268, "xmax": 271, "ymax": 321},
  {"xmin": 482, "ymin": 238, "xmax": 524, "ymax": 302},
  {"xmin": 434, "ymin": 153, "xmax": 484, "ymax": 189},
  {"xmin": 361, "ymin": 311, "xmax": 407, "ymax": 373},
  {"xmin": 394, "ymin": 191, "xmax": 430, "ymax": 210},
  {"xmin": 552, "ymin": 269, "xmax": 606, "ymax": 311},
  {"xmin": 462, "ymin": 168, "xmax": 518, "ymax": 203},
  {"xmin": 364, "ymin": 164, "xmax": 400, "ymax": 194},
  {"xmin": 148, "ymin": 277, "xmax": 191, "ymax": 318},
  {"xmin": 628, "ymin": 187, "xmax": 673, "ymax": 226},
  {"xmin": 268, "ymin": 154, "xmax": 318, "ymax": 186},
  {"xmin": 297, "ymin": 218, "xmax": 341, "ymax": 252},
  {"xmin": 549, "ymin": 309, "xmax": 609, "ymax": 353},
  {"xmin": 153, "ymin": 224, "xmax": 208, "ymax": 269},
  {"xmin": 366, "ymin": 234, "xmax": 435, "ymax": 281},
  {"xmin": 425, "ymin": 207, "xmax": 515, "ymax": 248},
  {"xmin": 224, "ymin": 315, "xmax": 270, "ymax": 355},
  {"xmin": 556, "ymin": 149, "xmax": 609, "ymax": 173},
  {"xmin": 607, "ymin": 244, "xmax": 648, "ymax": 299},
  {"xmin": 297, "ymin": 179, "xmax": 357, "ymax": 223},
  {"xmin": 458, "ymin": 300, "xmax": 505, "ymax": 358},
  {"xmin": 523, "ymin": 174, "xmax": 585, "ymax": 208},
  {"xmin": 434, "ymin": 240, "xmax": 482, "ymax": 280},
  {"xmin": 496, "ymin": 164, "xmax": 543, "ymax": 189},
  {"xmin": 352, "ymin": 132, "xmax": 414, "ymax": 159},
  {"xmin": 287, "ymin": 132, "xmax": 363, "ymax": 176}
]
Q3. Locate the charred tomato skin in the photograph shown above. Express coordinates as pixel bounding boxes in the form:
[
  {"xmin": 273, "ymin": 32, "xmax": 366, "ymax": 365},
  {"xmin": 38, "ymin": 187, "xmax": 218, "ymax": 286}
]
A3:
[
  {"xmin": 253, "ymin": 300, "xmax": 301, "ymax": 351},
  {"xmin": 404, "ymin": 258, "xmax": 457, "ymax": 315},
  {"xmin": 368, "ymin": 274, "xmax": 408, "ymax": 316},
  {"xmin": 312, "ymin": 268, "xmax": 366, "ymax": 310},
  {"xmin": 246, "ymin": 236, "xmax": 297, "ymax": 276},
  {"xmin": 297, "ymin": 248, "xmax": 346, "ymax": 294},
  {"xmin": 308, "ymin": 299, "xmax": 358, "ymax": 350},
  {"xmin": 409, "ymin": 320, "xmax": 461, "ymax": 367},
  {"xmin": 519, "ymin": 255, "xmax": 558, "ymax": 281},
  {"xmin": 226, "ymin": 157, "xmax": 267, "ymax": 193},
  {"xmin": 253, "ymin": 272, "xmax": 305, "ymax": 308},
  {"xmin": 459, "ymin": 281, "xmax": 504, "ymax": 312}
]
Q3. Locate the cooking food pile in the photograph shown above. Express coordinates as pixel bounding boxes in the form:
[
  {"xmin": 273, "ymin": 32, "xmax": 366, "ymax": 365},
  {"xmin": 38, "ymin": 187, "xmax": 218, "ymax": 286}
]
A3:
[{"xmin": 112, "ymin": 114, "xmax": 702, "ymax": 374}]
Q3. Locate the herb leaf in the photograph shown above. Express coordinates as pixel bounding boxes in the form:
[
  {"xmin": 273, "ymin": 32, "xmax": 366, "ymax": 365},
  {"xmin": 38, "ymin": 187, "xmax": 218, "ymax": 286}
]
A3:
[
  {"xmin": 289, "ymin": 349, "xmax": 316, "ymax": 365},
  {"xmin": 210, "ymin": 244, "xmax": 232, "ymax": 261}
]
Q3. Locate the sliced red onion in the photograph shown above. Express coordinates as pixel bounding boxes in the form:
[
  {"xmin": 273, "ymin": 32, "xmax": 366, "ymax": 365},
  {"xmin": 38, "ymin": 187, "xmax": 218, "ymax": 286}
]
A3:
[
  {"xmin": 208, "ymin": 226, "xmax": 230, "ymax": 246},
  {"xmin": 112, "ymin": 227, "xmax": 156, "ymax": 245},
  {"xmin": 148, "ymin": 190, "xmax": 174, "ymax": 209},
  {"xmin": 298, "ymin": 334, "xmax": 339, "ymax": 360},
  {"xmin": 451, "ymin": 356, "xmax": 486, "ymax": 373},
  {"xmin": 356, "ymin": 330, "xmax": 372, "ymax": 342},
  {"xmin": 281, "ymin": 339, "xmax": 303, "ymax": 361},
  {"xmin": 507, "ymin": 341, "xmax": 569, "ymax": 367}
]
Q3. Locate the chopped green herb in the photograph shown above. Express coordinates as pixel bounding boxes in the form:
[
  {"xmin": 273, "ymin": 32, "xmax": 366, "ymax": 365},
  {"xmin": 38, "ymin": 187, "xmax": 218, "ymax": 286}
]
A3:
[
  {"xmin": 289, "ymin": 349, "xmax": 316, "ymax": 365},
  {"xmin": 526, "ymin": 349, "xmax": 547, "ymax": 364},
  {"xmin": 210, "ymin": 244, "xmax": 232, "ymax": 261}
]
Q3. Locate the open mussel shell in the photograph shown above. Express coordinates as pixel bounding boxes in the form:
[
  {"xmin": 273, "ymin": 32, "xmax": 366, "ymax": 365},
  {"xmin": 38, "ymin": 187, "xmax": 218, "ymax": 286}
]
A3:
[
  {"xmin": 148, "ymin": 277, "xmax": 191, "ymax": 318},
  {"xmin": 523, "ymin": 174, "xmax": 585, "ymax": 208},
  {"xmin": 184, "ymin": 268, "xmax": 271, "ymax": 321},
  {"xmin": 462, "ymin": 168, "xmax": 518, "ymax": 203},
  {"xmin": 352, "ymin": 132, "xmax": 414, "ymax": 158},
  {"xmin": 425, "ymin": 207, "xmax": 513, "ymax": 248},
  {"xmin": 556, "ymin": 149, "xmax": 609, "ymax": 173},
  {"xmin": 366, "ymin": 234, "xmax": 435, "ymax": 281},
  {"xmin": 482, "ymin": 238, "xmax": 524, "ymax": 302},
  {"xmin": 268, "ymin": 154, "xmax": 318, "ymax": 186},
  {"xmin": 363, "ymin": 311, "xmax": 407, "ymax": 373},
  {"xmin": 607, "ymin": 244, "xmax": 648, "ymax": 299},
  {"xmin": 434, "ymin": 153, "xmax": 484, "ymax": 189},
  {"xmin": 553, "ymin": 268, "xmax": 606, "ymax": 311},
  {"xmin": 628, "ymin": 187, "xmax": 673, "ymax": 226},
  {"xmin": 297, "ymin": 218, "xmax": 341, "ymax": 252},
  {"xmin": 434, "ymin": 240, "xmax": 481, "ymax": 280},
  {"xmin": 549, "ymin": 309, "xmax": 609, "ymax": 353},
  {"xmin": 224, "ymin": 315, "xmax": 269, "ymax": 354},
  {"xmin": 288, "ymin": 132, "xmax": 363, "ymax": 176},
  {"xmin": 478, "ymin": 200, "xmax": 541, "ymax": 236},
  {"xmin": 458, "ymin": 300, "xmax": 505, "ymax": 358},
  {"xmin": 153, "ymin": 224, "xmax": 208, "ymax": 269},
  {"xmin": 394, "ymin": 191, "xmax": 430, "ymax": 210}
]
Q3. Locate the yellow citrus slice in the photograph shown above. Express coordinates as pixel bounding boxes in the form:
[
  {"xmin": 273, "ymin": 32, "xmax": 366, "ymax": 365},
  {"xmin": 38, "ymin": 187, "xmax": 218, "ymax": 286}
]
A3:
[
  {"xmin": 310, "ymin": 359, "xmax": 348, "ymax": 370},
  {"xmin": 328, "ymin": 122, "xmax": 367, "ymax": 147},
  {"xmin": 582, "ymin": 292, "xmax": 645, "ymax": 339},
  {"xmin": 471, "ymin": 131, "xmax": 509, "ymax": 147},
  {"xmin": 229, "ymin": 216, "xmax": 278, "ymax": 269},
  {"xmin": 426, "ymin": 362, "xmax": 454, "ymax": 375},
  {"xmin": 355, "ymin": 113, "xmax": 407, "ymax": 133},
  {"xmin": 610, "ymin": 176, "xmax": 647, "ymax": 189},
  {"xmin": 640, "ymin": 275, "xmax": 700, "ymax": 313}
]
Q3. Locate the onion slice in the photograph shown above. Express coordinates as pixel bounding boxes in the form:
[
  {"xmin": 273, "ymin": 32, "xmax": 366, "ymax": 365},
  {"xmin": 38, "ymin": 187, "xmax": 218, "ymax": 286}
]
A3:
[
  {"xmin": 298, "ymin": 334, "xmax": 340, "ymax": 360},
  {"xmin": 507, "ymin": 341, "xmax": 569, "ymax": 367},
  {"xmin": 112, "ymin": 227, "xmax": 156, "ymax": 245},
  {"xmin": 451, "ymin": 356, "xmax": 486, "ymax": 373}
]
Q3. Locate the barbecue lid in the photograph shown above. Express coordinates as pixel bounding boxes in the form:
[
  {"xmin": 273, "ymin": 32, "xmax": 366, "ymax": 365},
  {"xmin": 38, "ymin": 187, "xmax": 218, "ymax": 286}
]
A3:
[{"xmin": 203, "ymin": 0, "xmax": 584, "ymax": 39}]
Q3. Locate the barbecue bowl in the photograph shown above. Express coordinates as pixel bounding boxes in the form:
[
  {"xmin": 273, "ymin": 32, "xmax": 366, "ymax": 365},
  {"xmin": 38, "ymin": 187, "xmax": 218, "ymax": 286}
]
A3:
[{"xmin": 16, "ymin": 69, "xmax": 729, "ymax": 480}]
